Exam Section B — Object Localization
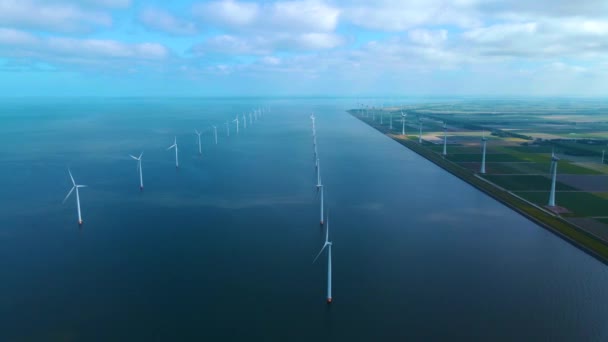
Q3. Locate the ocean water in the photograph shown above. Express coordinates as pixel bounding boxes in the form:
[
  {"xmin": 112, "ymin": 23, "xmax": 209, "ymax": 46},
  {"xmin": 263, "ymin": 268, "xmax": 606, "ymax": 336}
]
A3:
[{"xmin": 1, "ymin": 97, "xmax": 608, "ymax": 341}]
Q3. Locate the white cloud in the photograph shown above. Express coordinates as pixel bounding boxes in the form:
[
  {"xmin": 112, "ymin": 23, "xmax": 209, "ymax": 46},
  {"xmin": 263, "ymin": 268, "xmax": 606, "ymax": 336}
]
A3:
[
  {"xmin": 0, "ymin": 0, "xmax": 112, "ymax": 33},
  {"xmin": 193, "ymin": 0, "xmax": 339, "ymax": 33},
  {"xmin": 0, "ymin": 28, "xmax": 39, "ymax": 45},
  {"xmin": 462, "ymin": 22, "xmax": 537, "ymax": 44},
  {"xmin": 340, "ymin": 0, "xmax": 480, "ymax": 31},
  {"xmin": 190, "ymin": 0, "xmax": 342, "ymax": 54},
  {"xmin": 408, "ymin": 29, "xmax": 448, "ymax": 46},
  {"xmin": 0, "ymin": 28, "xmax": 169, "ymax": 72},
  {"xmin": 139, "ymin": 7, "xmax": 197, "ymax": 35},
  {"xmin": 193, "ymin": 0, "xmax": 259, "ymax": 28},
  {"xmin": 461, "ymin": 19, "xmax": 608, "ymax": 58},
  {"xmin": 192, "ymin": 32, "xmax": 344, "ymax": 55}
]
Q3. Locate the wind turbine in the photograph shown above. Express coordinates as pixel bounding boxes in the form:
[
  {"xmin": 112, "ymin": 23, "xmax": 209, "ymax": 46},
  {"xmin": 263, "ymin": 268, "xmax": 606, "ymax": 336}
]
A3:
[
  {"xmin": 243, "ymin": 113, "xmax": 247, "ymax": 129},
  {"xmin": 225, "ymin": 121, "xmax": 230, "ymax": 137},
  {"xmin": 233, "ymin": 115, "xmax": 239, "ymax": 134},
  {"xmin": 380, "ymin": 111, "xmax": 384, "ymax": 125},
  {"xmin": 442, "ymin": 123, "xmax": 447, "ymax": 156},
  {"xmin": 249, "ymin": 112, "xmax": 253, "ymax": 126},
  {"xmin": 401, "ymin": 111, "xmax": 407, "ymax": 136},
  {"xmin": 63, "ymin": 169, "xmax": 87, "ymax": 225},
  {"xmin": 212, "ymin": 125, "xmax": 218, "ymax": 145},
  {"xmin": 194, "ymin": 130, "xmax": 202, "ymax": 155},
  {"xmin": 313, "ymin": 212, "xmax": 332, "ymax": 304},
  {"xmin": 129, "ymin": 152, "xmax": 144, "ymax": 190},
  {"xmin": 480, "ymin": 131, "xmax": 487, "ymax": 174},
  {"xmin": 167, "ymin": 137, "xmax": 179, "ymax": 168},
  {"xmin": 548, "ymin": 150, "xmax": 559, "ymax": 207}
]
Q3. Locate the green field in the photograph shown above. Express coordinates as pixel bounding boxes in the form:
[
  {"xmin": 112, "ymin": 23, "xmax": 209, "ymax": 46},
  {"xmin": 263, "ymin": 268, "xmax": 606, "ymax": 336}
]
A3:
[
  {"xmin": 446, "ymin": 153, "xmax": 524, "ymax": 163},
  {"xmin": 514, "ymin": 191, "xmax": 608, "ymax": 217},
  {"xmin": 482, "ymin": 175, "xmax": 577, "ymax": 191}
]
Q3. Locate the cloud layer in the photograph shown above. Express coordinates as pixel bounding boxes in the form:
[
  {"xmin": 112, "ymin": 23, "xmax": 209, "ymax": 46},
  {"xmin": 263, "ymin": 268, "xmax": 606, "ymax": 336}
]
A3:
[{"xmin": 0, "ymin": 0, "xmax": 607, "ymax": 95}]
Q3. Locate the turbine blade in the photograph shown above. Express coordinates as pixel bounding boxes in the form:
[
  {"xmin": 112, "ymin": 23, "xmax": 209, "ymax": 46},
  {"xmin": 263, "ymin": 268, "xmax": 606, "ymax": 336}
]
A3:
[
  {"xmin": 77, "ymin": 185, "xmax": 87, "ymax": 188},
  {"xmin": 313, "ymin": 243, "xmax": 328, "ymax": 263},
  {"xmin": 62, "ymin": 186, "xmax": 75, "ymax": 204},
  {"xmin": 68, "ymin": 169, "xmax": 75, "ymax": 186},
  {"xmin": 139, "ymin": 152, "xmax": 143, "ymax": 159},
  {"xmin": 167, "ymin": 144, "xmax": 176, "ymax": 150},
  {"xmin": 129, "ymin": 154, "xmax": 138, "ymax": 160}
]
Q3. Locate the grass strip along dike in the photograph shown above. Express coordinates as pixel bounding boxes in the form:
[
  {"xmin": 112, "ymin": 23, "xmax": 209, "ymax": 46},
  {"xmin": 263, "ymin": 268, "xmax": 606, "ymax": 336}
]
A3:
[{"xmin": 349, "ymin": 110, "xmax": 608, "ymax": 264}]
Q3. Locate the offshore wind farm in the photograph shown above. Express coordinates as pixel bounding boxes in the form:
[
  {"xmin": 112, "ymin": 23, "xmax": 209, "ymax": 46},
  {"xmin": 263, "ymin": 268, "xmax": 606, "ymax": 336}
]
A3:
[{"xmin": 2, "ymin": 97, "xmax": 608, "ymax": 341}]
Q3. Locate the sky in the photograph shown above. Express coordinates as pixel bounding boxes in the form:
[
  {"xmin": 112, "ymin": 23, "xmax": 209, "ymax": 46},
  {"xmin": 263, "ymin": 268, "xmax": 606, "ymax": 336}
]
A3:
[{"xmin": 1, "ymin": 0, "xmax": 607, "ymax": 97}]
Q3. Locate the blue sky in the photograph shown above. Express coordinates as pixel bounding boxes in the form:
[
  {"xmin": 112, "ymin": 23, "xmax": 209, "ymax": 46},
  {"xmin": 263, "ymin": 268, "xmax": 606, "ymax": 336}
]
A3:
[{"xmin": 0, "ymin": 0, "xmax": 607, "ymax": 96}]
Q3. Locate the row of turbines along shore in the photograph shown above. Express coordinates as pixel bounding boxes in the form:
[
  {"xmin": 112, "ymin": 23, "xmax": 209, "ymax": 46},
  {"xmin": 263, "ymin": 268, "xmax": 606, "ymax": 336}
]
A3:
[
  {"xmin": 311, "ymin": 113, "xmax": 333, "ymax": 304},
  {"xmin": 62, "ymin": 108, "xmax": 266, "ymax": 226},
  {"xmin": 358, "ymin": 106, "xmax": 566, "ymax": 210}
]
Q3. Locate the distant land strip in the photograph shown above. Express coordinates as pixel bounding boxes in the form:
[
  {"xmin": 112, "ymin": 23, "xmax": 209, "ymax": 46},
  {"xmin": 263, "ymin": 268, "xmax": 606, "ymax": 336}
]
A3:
[{"xmin": 348, "ymin": 110, "xmax": 608, "ymax": 265}]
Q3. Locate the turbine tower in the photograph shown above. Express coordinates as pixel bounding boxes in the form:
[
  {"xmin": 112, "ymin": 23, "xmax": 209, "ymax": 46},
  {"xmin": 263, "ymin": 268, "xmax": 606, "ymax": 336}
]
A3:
[
  {"xmin": 212, "ymin": 125, "xmax": 218, "ymax": 144},
  {"xmin": 418, "ymin": 118, "xmax": 423, "ymax": 144},
  {"xmin": 480, "ymin": 131, "xmax": 487, "ymax": 174},
  {"xmin": 442, "ymin": 123, "xmax": 447, "ymax": 156},
  {"xmin": 316, "ymin": 159, "xmax": 322, "ymax": 189},
  {"xmin": 63, "ymin": 169, "xmax": 87, "ymax": 225},
  {"xmin": 194, "ymin": 130, "xmax": 202, "ymax": 155},
  {"xmin": 243, "ymin": 113, "xmax": 247, "ymax": 129},
  {"xmin": 401, "ymin": 112, "xmax": 407, "ymax": 136},
  {"xmin": 233, "ymin": 115, "xmax": 239, "ymax": 134},
  {"xmin": 129, "ymin": 152, "xmax": 144, "ymax": 190},
  {"xmin": 548, "ymin": 151, "xmax": 559, "ymax": 207},
  {"xmin": 225, "ymin": 121, "xmax": 230, "ymax": 137},
  {"xmin": 167, "ymin": 137, "xmax": 179, "ymax": 168},
  {"xmin": 319, "ymin": 185, "xmax": 324, "ymax": 226},
  {"xmin": 313, "ymin": 213, "xmax": 332, "ymax": 304}
]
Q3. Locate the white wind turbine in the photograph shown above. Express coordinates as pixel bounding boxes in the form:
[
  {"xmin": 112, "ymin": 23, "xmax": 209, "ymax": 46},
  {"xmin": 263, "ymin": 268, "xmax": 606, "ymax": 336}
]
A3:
[
  {"xmin": 129, "ymin": 152, "xmax": 144, "ymax": 190},
  {"xmin": 243, "ymin": 113, "xmax": 247, "ymax": 129},
  {"xmin": 225, "ymin": 121, "xmax": 230, "ymax": 137},
  {"xmin": 548, "ymin": 149, "xmax": 559, "ymax": 207},
  {"xmin": 212, "ymin": 125, "xmax": 218, "ymax": 145},
  {"xmin": 480, "ymin": 131, "xmax": 487, "ymax": 174},
  {"xmin": 401, "ymin": 111, "xmax": 407, "ymax": 136},
  {"xmin": 313, "ymin": 211, "xmax": 332, "ymax": 304},
  {"xmin": 442, "ymin": 123, "xmax": 447, "ymax": 156},
  {"xmin": 233, "ymin": 115, "xmax": 239, "ymax": 134},
  {"xmin": 194, "ymin": 130, "xmax": 202, "ymax": 155},
  {"xmin": 63, "ymin": 169, "xmax": 87, "ymax": 225},
  {"xmin": 167, "ymin": 137, "xmax": 179, "ymax": 168}
]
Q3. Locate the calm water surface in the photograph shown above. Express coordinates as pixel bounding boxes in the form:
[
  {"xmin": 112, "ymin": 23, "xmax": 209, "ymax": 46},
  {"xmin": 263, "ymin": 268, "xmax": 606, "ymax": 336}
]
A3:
[{"xmin": 1, "ymin": 98, "xmax": 607, "ymax": 341}]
